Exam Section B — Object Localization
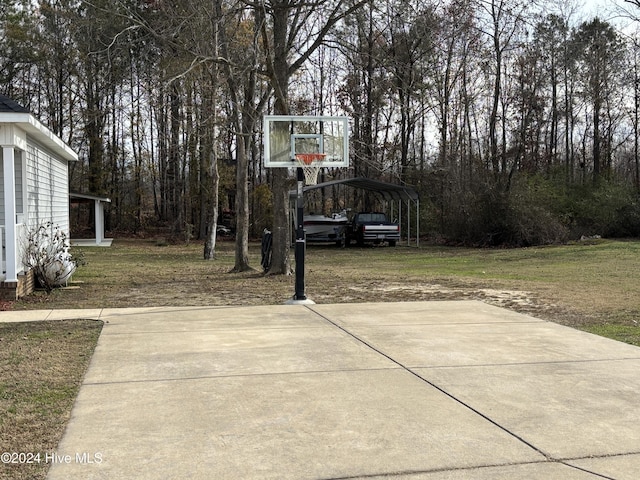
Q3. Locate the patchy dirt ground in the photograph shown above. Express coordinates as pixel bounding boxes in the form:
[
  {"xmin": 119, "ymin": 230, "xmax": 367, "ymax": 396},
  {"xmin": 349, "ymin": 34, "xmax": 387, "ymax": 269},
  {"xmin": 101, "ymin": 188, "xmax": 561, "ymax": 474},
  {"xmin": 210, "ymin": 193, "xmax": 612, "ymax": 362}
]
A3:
[
  {"xmin": 12, "ymin": 240, "xmax": 609, "ymax": 330},
  {"xmin": 311, "ymin": 278, "xmax": 587, "ymax": 327},
  {"xmin": 30, "ymin": 269, "xmax": 592, "ymax": 331},
  {"xmin": 336, "ymin": 282, "xmax": 540, "ymax": 309}
]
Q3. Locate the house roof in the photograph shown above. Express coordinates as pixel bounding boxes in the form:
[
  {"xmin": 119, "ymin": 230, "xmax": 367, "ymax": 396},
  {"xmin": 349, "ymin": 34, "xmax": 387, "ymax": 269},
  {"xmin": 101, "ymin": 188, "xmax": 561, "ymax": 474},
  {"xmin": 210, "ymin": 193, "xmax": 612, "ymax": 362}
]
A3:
[
  {"xmin": 291, "ymin": 177, "xmax": 419, "ymax": 203},
  {"xmin": 0, "ymin": 95, "xmax": 77, "ymax": 162},
  {"xmin": 0, "ymin": 95, "xmax": 30, "ymax": 113}
]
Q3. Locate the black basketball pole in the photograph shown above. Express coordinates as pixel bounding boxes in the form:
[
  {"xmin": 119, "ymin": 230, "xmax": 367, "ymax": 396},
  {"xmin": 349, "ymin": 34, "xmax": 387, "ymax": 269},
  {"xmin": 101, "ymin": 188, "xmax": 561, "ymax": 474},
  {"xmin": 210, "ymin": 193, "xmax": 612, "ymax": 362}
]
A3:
[{"xmin": 294, "ymin": 166, "xmax": 306, "ymax": 300}]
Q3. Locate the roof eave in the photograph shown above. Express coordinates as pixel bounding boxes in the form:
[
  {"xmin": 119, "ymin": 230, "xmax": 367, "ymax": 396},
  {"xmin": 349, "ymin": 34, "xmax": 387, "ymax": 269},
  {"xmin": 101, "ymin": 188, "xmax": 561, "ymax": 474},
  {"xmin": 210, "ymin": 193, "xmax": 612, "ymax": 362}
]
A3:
[{"xmin": 0, "ymin": 112, "xmax": 78, "ymax": 162}]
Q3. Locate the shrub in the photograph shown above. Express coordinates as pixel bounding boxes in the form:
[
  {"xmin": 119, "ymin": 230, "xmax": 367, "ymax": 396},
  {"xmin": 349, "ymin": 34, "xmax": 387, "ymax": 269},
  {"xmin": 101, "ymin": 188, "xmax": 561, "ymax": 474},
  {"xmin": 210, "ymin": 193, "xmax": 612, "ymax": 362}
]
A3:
[
  {"xmin": 562, "ymin": 182, "xmax": 640, "ymax": 238},
  {"xmin": 23, "ymin": 222, "xmax": 77, "ymax": 292},
  {"xmin": 420, "ymin": 170, "xmax": 640, "ymax": 246},
  {"xmin": 426, "ymin": 174, "xmax": 569, "ymax": 247}
]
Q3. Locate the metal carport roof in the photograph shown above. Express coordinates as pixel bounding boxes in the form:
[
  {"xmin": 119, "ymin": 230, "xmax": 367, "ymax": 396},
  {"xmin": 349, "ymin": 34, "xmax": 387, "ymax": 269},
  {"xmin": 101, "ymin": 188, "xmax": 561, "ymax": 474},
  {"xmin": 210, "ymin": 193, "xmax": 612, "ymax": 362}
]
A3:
[
  {"xmin": 296, "ymin": 177, "xmax": 419, "ymax": 202},
  {"xmin": 290, "ymin": 176, "xmax": 421, "ymax": 246}
]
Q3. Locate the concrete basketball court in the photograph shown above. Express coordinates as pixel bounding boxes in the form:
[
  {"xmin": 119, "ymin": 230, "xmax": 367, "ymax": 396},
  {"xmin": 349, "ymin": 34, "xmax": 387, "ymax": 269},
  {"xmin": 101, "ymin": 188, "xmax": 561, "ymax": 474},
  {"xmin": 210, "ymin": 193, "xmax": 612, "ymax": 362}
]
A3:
[{"xmin": 4, "ymin": 300, "xmax": 640, "ymax": 479}]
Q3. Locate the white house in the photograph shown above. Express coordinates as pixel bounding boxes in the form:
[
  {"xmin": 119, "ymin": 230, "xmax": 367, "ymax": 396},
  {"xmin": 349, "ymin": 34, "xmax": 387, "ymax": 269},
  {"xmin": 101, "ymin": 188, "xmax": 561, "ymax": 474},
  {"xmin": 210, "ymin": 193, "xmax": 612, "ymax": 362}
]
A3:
[{"xmin": 0, "ymin": 95, "xmax": 78, "ymax": 299}]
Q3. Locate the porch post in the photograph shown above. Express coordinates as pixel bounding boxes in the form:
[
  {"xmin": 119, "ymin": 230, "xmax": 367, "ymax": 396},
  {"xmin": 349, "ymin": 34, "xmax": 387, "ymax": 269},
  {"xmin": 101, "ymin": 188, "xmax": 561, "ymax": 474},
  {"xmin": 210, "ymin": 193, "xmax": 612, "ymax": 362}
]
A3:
[
  {"xmin": 3, "ymin": 146, "xmax": 18, "ymax": 282},
  {"xmin": 94, "ymin": 200, "xmax": 104, "ymax": 245}
]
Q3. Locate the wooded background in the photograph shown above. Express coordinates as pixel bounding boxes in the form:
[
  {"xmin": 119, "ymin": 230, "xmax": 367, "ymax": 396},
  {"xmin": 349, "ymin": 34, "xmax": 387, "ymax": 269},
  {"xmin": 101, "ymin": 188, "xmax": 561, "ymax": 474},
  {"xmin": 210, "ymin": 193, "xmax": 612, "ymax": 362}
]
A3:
[{"xmin": 3, "ymin": 0, "xmax": 640, "ymax": 271}]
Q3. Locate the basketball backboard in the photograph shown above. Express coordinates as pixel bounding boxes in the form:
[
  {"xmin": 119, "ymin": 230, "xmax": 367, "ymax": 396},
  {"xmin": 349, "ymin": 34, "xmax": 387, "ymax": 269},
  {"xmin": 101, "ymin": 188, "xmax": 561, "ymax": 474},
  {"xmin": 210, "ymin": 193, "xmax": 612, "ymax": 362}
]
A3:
[{"xmin": 263, "ymin": 115, "xmax": 349, "ymax": 168}]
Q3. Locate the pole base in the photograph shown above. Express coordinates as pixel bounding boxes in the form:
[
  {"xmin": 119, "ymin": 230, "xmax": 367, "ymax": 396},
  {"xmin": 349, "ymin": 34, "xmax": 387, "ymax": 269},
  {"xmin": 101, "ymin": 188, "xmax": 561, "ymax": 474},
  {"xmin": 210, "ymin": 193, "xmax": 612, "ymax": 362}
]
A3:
[{"xmin": 284, "ymin": 296, "xmax": 316, "ymax": 305}]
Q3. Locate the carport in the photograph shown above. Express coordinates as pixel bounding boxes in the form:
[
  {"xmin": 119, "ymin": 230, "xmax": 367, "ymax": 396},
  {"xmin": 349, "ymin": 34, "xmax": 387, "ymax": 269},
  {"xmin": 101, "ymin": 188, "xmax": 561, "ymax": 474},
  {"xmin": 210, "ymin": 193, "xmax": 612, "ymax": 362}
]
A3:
[
  {"xmin": 292, "ymin": 177, "xmax": 421, "ymax": 246},
  {"xmin": 69, "ymin": 193, "xmax": 112, "ymax": 247}
]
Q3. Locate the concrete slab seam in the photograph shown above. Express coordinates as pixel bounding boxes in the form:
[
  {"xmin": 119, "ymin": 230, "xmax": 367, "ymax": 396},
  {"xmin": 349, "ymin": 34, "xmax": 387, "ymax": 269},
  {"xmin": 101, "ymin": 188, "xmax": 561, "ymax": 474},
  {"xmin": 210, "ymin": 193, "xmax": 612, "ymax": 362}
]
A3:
[
  {"xmin": 80, "ymin": 366, "xmax": 402, "ymax": 387},
  {"xmin": 563, "ymin": 450, "xmax": 640, "ymax": 462},
  {"xmin": 311, "ymin": 459, "xmax": 604, "ymax": 480},
  {"xmin": 98, "ymin": 305, "xmax": 260, "ymax": 317},
  {"xmin": 304, "ymin": 305, "xmax": 553, "ymax": 462},
  {"xmin": 559, "ymin": 463, "xmax": 615, "ymax": 480},
  {"xmin": 410, "ymin": 356, "xmax": 640, "ymax": 370},
  {"xmin": 328, "ymin": 320, "xmax": 546, "ymax": 328},
  {"xmin": 97, "ymin": 325, "xmax": 330, "ymax": 337},
  {"xmin": 561, "ymin": 451, "xmax": 640, "ymax": 480},
  {"xmin": 313, "ymin": 463, "xmax": 541, "ymax": 480}
]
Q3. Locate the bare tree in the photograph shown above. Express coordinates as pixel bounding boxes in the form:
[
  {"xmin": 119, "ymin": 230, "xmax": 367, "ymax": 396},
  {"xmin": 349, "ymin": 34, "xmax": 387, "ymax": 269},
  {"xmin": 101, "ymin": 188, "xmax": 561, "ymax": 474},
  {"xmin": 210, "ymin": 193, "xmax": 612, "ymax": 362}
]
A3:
[
  {"xmin": 571, "ymin": 18, "xmax": 626, "ymax": 182},
  {"xmin": 385, "ymin": 1, "xmax": 435, "ymax": 182},
  {"xmin": 256, "ymin": 0, "xmax": 369, "ymax": 275},
  {"xmin": 622, "ymin": 0, "xmax": 640, "ymax": 20},
  {"xmin": 215, "ymin": 0, "xmax": 271, "ymax": 271},
  {"xmin": 477, "ymin": 0, "xmax": 529, "ymax": 176},
  {"xmin": 431, "ymin": 0, "xmax": 477, "ymax": 173}
]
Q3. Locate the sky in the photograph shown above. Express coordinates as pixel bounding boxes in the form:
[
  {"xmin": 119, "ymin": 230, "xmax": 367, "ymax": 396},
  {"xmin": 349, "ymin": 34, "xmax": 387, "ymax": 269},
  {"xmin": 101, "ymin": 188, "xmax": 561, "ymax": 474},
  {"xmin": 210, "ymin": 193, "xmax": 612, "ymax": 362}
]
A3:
[
  {"xmin": 582, "ymin": 0, "xmax": 640, "ymax": 18},
  {"xmin": 574, "ymin": 0, "xmax": 638, "ymax": 30},
  {"xmin": 531, "ymin": 0, "xmax": 621, "ymax": 21},
  {"xmin": 585, "ymin": 0, "xmax": 617, "ymax": 12},
  {"xmin": 581, "ymin": 0, "xmax": 618, "ymax": 17}
]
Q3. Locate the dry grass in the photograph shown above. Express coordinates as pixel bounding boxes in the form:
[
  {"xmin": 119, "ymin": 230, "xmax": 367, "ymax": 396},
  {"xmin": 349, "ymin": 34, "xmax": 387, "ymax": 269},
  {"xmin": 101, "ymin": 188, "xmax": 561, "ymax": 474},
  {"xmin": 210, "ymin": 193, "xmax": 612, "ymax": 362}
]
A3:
[
  {"xmin": 12, "ymin": 237, "xmax": 639, "ymax": 330},
  {"xmin": 0, "ymin": 320, "xmax": 102, "ymax": 480}
]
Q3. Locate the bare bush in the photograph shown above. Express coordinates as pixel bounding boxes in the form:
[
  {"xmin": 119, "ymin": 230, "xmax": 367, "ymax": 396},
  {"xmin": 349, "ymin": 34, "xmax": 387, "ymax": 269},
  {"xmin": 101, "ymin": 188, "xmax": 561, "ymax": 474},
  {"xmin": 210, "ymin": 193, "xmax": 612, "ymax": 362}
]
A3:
[{"xmin": 22, "ymin": 222, "xmax": 77, "ymax": 292}]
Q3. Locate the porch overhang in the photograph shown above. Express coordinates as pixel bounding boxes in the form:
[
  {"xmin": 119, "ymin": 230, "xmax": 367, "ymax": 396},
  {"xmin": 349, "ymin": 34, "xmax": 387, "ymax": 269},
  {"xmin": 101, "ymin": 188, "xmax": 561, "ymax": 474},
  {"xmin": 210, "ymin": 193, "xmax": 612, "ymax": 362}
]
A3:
[{"xmin": 69, "ymin": 193, "xmax": 112, "ymax": 247}]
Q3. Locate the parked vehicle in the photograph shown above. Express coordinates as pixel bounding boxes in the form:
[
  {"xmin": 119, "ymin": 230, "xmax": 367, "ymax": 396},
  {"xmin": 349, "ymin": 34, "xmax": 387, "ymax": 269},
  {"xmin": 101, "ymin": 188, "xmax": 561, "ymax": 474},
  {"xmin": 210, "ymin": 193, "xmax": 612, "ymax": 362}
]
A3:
[
  {"xmin": 303, "ymin": 211, "xmax": 349, "ymax": 246},
  {"xmin": 217, "ymin": 224, "xmax": 232, "ymax": 236},
  {"xmin": 345, "ymin": 212, "xmax": 400, "ymax": 246}
]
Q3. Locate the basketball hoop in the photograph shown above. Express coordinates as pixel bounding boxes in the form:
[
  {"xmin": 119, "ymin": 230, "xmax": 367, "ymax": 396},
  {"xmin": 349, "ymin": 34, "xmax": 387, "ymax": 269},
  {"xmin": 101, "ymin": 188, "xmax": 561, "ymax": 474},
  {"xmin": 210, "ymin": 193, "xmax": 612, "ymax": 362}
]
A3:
[{"xmin": 295, "ymin": 153, "xmax": 326, "ymax": 185}]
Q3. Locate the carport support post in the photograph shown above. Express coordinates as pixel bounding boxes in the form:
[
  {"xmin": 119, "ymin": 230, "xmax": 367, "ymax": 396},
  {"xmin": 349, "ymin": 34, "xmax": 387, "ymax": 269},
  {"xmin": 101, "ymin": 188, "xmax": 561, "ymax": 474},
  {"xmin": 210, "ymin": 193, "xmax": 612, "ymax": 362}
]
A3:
[{"xmin": 294, "ymin": 167, "xmax": 307, "ymax": 300}]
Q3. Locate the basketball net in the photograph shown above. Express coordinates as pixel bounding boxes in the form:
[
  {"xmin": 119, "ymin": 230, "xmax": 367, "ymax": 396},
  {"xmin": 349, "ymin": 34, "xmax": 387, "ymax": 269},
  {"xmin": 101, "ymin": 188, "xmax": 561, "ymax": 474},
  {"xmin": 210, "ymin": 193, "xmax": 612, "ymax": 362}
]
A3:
[{"xmin": 295, "ymin": 153, "xmax": 326, "ymax": 185}]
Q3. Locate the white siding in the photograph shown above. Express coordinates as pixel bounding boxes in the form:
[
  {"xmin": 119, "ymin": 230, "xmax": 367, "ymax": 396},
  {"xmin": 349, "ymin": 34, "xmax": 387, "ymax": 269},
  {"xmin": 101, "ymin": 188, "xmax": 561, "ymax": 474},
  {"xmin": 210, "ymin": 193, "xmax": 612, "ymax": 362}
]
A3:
[{"xmin": 26, "ymin": 139, "xmax": 70, "ymax": 236}]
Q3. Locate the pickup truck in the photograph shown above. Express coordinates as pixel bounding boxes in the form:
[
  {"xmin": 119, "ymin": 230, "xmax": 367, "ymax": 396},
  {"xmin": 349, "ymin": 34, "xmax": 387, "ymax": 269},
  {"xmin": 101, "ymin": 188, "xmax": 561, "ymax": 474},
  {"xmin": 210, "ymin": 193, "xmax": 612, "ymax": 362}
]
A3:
[{"xmin": 346, "ymin": 212, "xmax": 400, "ymax": 246}]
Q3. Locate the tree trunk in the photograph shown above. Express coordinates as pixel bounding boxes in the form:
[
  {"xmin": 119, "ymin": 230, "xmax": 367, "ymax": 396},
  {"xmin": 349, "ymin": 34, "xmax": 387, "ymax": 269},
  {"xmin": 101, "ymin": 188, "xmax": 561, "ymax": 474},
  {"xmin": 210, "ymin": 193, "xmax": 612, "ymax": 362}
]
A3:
[
  {"xmin": 266, "ymin": 0, "xmax": 293, "ymax": 275},
  {"xmin": 204, "ymin": 152, "xmax": 219, "ymax": 259},
  {"xmin": 203, "ymin": 12, "xmax": 221, "ymax": 258},
  {"xmin": 232, "ymin": 132, "xmax": 252, "ymax": 271},
  {"xmin": 593, "ymin": 95, "xmax": 601, "ymax": 182},
  {"xmin": 214, "ymin": 0, "xmax": 261, "ymax": 272},
  {"xmin": 489, "ymin": 30, "xmax": 501, "ymax": 174},
  {"xmin": 267, "ymin": 168, "xmax": 291, "ymax": 275},
  {"xmin": 169, "ymin": 83, "xmax": 182, "ymax": 233}
]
